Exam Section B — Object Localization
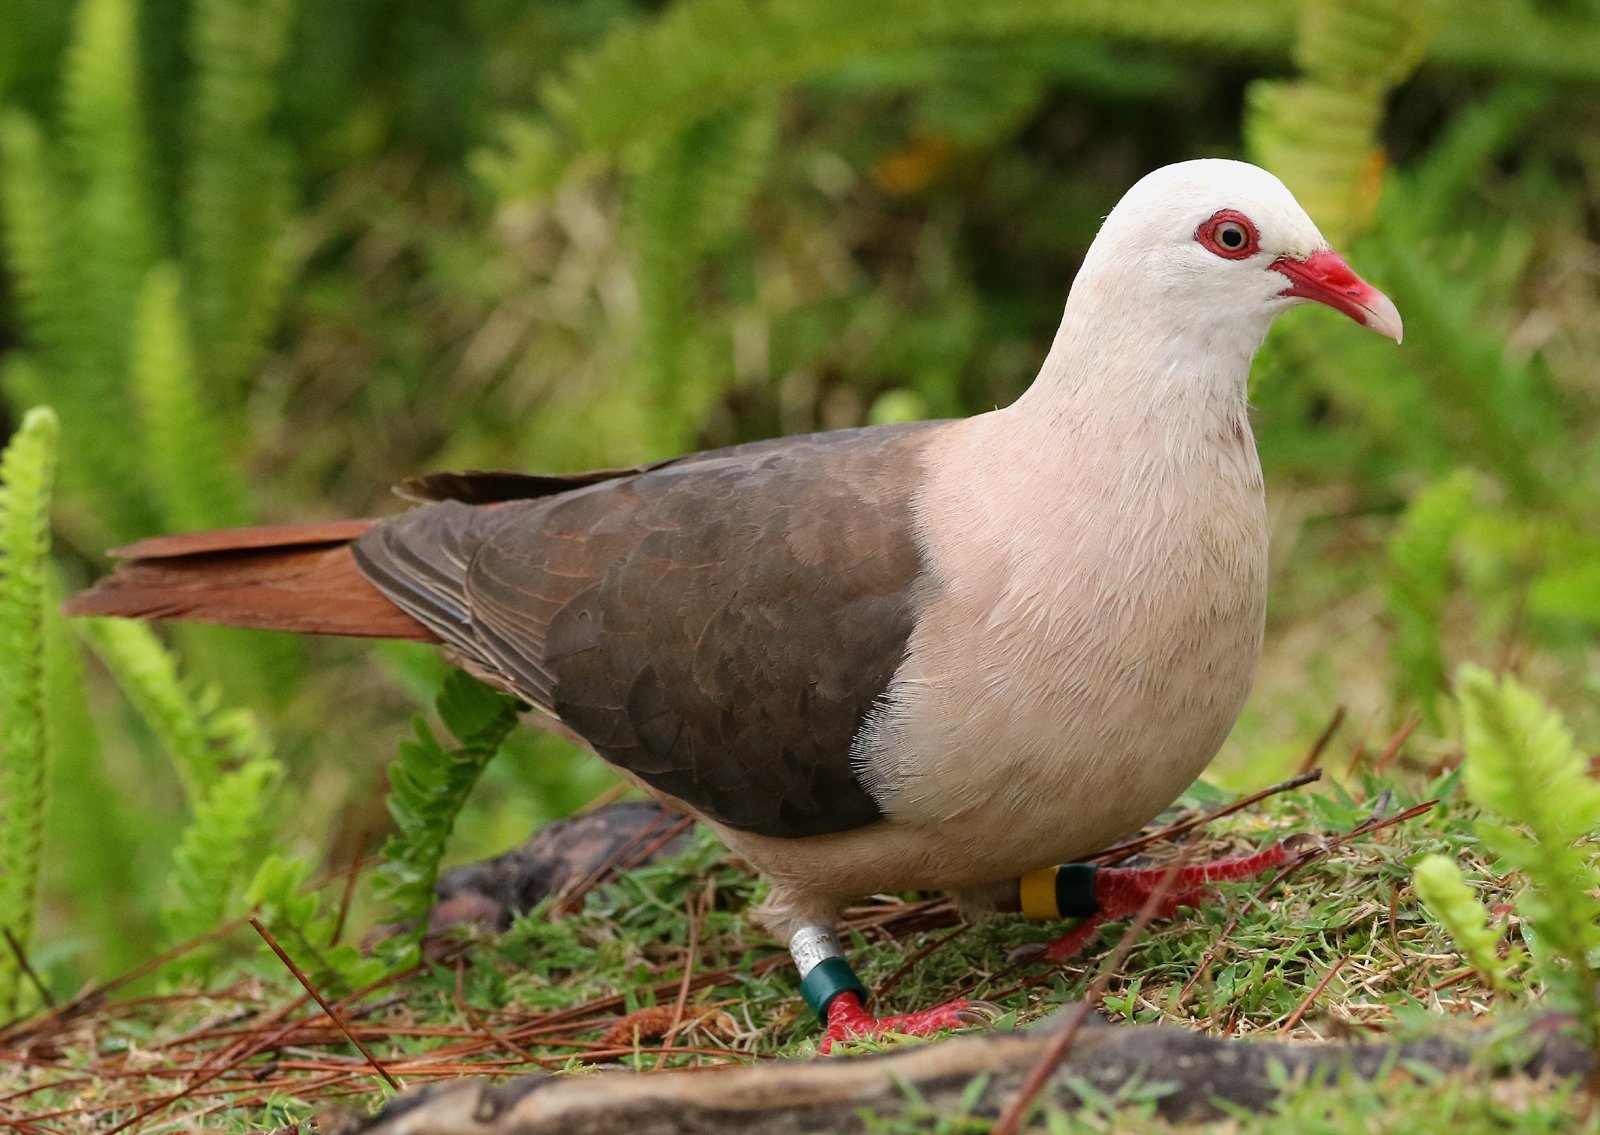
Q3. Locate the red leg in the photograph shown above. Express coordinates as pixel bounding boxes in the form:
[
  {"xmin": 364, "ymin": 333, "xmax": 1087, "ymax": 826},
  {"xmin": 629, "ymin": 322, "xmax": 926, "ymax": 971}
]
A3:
[
  {"xmin": 820, "ymin": 991, "xmax": 993, "ymax": 1054},
  {"xmin": 1040, "ymin": 841, "xmax": 1297, "ymax": 963}
]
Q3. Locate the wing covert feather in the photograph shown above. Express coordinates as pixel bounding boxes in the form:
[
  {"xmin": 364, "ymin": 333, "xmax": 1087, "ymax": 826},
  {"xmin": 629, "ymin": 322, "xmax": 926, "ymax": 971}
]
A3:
[{"xmin": 353, "ymin": 423, "xmax": 940, "ymax": 838}]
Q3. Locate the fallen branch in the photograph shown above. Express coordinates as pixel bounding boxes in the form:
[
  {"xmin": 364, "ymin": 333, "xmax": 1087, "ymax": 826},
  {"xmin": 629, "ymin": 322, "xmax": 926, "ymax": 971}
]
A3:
[{"xmin": 329, "ymin": 1014, "xmax": 1590, "ymax": 1135}]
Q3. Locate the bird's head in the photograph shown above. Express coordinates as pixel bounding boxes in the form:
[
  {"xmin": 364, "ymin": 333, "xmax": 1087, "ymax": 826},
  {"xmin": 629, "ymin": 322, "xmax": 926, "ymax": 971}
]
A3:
[{"xmin": 1079, "ymin": 158, "xmax": 1403, "ymax": 346}]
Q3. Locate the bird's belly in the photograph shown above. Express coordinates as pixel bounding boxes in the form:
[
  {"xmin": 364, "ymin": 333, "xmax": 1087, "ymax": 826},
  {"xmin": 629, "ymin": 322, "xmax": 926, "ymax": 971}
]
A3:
[
  {"xmin": 849, "ymin": 540, "xmax": 1268, "ymax": 890},
  {"xmin": 884, "ymin": 656, "xmax": 1257, "ymax": 886}
]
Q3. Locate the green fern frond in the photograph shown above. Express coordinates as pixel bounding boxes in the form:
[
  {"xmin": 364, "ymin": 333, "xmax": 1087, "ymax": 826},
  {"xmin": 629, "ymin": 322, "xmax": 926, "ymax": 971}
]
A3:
[
  {"xmin": 160, "ymin": 755, "xmax": 281, "ymax": 963},
  {"xmin": 1412, "ymin": 854, "xmax": 1511, "ymax": 991},
  {"xmin": 131, "ymin": 262, "xmax": 251, "ymax": 530},
  {"xmin": 63, "ymin": 0, "xmax": 159, "ymax": 375},
  {"xmin": 40, "ymin": 571, "xmax": 147, "ymax": 976},
  {"xmin": 371, "ymin": 673, "xmax": 521, "ymax": 967},
  {"xmin": 82, "ymin": 614, "xmax": 284, "ymax": 972},
  {"xmin": 472, "ymin": 117, "xmax": 571, "ymax": 205},
  {"xmin": 896, "ymin": 41, "xmax": 1051, "ymax": 146},
  {"xmin": 1385, "ymin": 470, "xmax": 1475, "ymax": 727},
  {"xmin": 1297, "ymin": 0, "xmax": 1436, "ymax": 86},
  {"xmin": 80, "ymin": 617, "xmax": 268, "ymax": 800},
  {"xmin": 184, "ymin": 0, "xmax": 295, "ymax": 395},
  {"xmin": 247, "ymin": 854, "xmax": 388, "ymax": 996},
  {"xmin": 1454, "ymin": 665, "xmax": 1600, "ymax": 1038},
  {"xmin": 0, "ymin": 407, "xmax": 59, "ymax": 1012},
  {"xmin": 1247, "ymin": 0, "xmax": 1439, "ymax": 242},
  {"xmin": 0, "ymin": 115, "xmax": 89, "ymax": 384},
  {"xmin": 0, "ymin": 114, "xmax": 149, "ymax": 536}
]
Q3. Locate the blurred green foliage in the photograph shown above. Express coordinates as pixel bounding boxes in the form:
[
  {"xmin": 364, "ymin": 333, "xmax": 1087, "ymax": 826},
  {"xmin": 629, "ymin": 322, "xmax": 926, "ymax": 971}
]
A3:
[{"xmin": 0, "ymin": 0, "xmax": 1597, "ymax": 1002}]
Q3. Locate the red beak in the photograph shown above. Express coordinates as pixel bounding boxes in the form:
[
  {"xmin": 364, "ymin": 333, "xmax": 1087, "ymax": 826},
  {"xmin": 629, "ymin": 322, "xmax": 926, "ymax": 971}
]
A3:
[{"xmin": 1272, "ymin": 249, "xmax": 1403, "ymax": 343}]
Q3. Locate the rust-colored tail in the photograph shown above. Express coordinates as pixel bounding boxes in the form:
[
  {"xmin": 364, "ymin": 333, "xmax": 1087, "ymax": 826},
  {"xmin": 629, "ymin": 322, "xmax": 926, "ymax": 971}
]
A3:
[{"xmin": 63, "ymin": 519, "xmax": 437, "ymax": 641}]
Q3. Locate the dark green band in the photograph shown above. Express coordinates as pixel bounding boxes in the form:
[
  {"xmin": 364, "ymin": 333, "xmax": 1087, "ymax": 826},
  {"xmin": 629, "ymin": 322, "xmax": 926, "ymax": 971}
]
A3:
[
  {"xmin": 800, "ymin": 957, "xmax": 868, "ymax": 1022},
  {"xmin": 1054, "ymin": 863, "xmax": 1100, "ymax": 918}
]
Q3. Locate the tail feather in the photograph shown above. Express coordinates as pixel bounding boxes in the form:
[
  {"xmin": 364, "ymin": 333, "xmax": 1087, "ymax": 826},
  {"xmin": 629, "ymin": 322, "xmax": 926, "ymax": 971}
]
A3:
[
  {"xmin": 110, "ymin": 519, "xmax": 379, "ymax": 560},
  {"xmin": 64, "ymin": 520, "xmax": 437, "ymax": 641}
]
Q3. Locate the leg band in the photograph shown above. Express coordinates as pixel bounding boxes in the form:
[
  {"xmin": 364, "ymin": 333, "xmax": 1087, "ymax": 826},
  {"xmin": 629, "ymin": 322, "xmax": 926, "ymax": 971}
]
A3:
[
  {"xmin": 790, "ymin": 925, "xmax": 869, "ymax": 1022},
  {"xmin": 800, "ymin": 957, "xmax": 868, "ymax": 1022},
  {"xmin": 1018, "ymin": 863, "xmax": 1100, "ymax": 920}
]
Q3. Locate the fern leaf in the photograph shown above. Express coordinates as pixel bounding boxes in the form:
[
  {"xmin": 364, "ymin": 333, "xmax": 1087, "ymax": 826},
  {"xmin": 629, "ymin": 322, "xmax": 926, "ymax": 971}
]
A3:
[
  {"xmin": 1246, "ymin": 0, "xmax": 1438, "ymax": 242},
  {"xmin": 1413, "ymin": 854, "xmax": 1510, "ymax": 991},
  {"xmin": 0, "ymin": 115, "xmax": 89, "ymax": 386},
  {"xmin": 1430, "ymin": 1, "xmax": 1600, "ymax": 83},
  {"xmin": 488, "ymin": 0, "xmax": 1300, "ymax": 201},
  {"xmin": 63, "ymin": 0, "xmax": 159, "ymax": 380},
  {"xmin": 131, "ymin": 262, "xmax": 252, "ymax": 530},
  {"xmin": 159, "ymin": 755, "xmax": 281, "ymax": 963},
  {"xmin": 185, "ymin": 0, "xmax": 295, "ymax": 395},
  {"xmin": 1455, "ymin": 665, "xmax": 1600, "ymax": 1032},
  {"xmin": 40, "ymin": 571, "xmax": 149, "ymax": 975},
  {"xmin": 81, "ymin": 614, "xmax": 284, "ymax": 973},
  {"xmin": 247, "ymin": 854, "xmax": 388, "ymax": 996},
  {"xmin": 371, "ymin": 673, "xmax": 521, "ymax": 966},
  {"xmin": 0, "ymin": 407, "xmax": 59, "ymax": 1011},
  {"xmin": 899, "ymin": 41, "xmax": 1051, "ymax": 147},
  {"xmin": 0, "ymin": 114, "xmax": 150, "ymax": 536}
]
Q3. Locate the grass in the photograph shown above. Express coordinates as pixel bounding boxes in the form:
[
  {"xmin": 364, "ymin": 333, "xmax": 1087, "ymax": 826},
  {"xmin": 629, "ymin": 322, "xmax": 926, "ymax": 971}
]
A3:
[
  {"xmin": 1049, "ymin": 1072, "xmax": 1593, "ymax": 1135},
  {"xmin": 5, "ymin": 716, "xmax": 1589, "ymax": 1133}
]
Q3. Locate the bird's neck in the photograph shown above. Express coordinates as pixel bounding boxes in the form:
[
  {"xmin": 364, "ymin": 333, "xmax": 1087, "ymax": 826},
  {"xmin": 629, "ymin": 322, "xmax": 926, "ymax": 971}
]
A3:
[{"xmin": 1007, "ymin": 266, "xmax": 1270, "ymax": 442}]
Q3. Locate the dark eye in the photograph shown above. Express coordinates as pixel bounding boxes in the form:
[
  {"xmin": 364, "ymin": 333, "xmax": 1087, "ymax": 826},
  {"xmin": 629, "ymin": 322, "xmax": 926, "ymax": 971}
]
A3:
[{"xmin": 1196, "ymin": 210, "xmax": 1260, "ymax": 259}]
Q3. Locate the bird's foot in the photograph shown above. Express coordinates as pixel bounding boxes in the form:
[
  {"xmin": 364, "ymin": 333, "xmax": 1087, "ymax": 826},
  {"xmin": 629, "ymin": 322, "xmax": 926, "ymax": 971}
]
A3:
[
  {"xmin": 1027, "ymin": 838, "xmax": 1312, "ymax": 963},
  {"xmin": 819, "ymin": 992, "xmax": 998, "ymax": 1054}
]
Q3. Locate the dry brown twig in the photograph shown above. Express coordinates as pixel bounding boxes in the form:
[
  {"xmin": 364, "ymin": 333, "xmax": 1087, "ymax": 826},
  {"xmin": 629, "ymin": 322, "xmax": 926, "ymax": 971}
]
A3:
[{"xmin": 991, "ymin": 841, "xmax": 1197, "ymax": 1135}]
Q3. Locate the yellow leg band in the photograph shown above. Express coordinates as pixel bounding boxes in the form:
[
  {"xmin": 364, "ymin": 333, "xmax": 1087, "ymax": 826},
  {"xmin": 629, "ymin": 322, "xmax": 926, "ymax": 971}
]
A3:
[{"xmin": 1019, "ymin": 866, "xmax": 1061, "ymax": 921}]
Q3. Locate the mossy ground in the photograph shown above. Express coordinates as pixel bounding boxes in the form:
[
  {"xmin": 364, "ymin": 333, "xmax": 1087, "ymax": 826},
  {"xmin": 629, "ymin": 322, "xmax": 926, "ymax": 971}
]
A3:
[{"xmin": 4, "ymin": 750, "xmax": 1592, "ymax": 1133}]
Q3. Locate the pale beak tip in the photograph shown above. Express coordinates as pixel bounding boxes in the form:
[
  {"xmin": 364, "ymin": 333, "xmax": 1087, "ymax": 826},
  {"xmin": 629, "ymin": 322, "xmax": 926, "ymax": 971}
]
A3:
[{"xmin": 1364, "ymin": 291, "xmax": 1404, "ymax": 345}]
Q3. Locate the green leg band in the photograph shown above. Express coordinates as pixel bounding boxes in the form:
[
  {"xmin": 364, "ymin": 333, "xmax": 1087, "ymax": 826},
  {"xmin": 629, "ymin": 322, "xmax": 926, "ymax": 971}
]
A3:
[
  {"xmin": 800, "ymin": 956, "xmax": 868, "ymax": 1022},
  {"xmin": 791, "ymin": 925, "xmax": 869, "ymax": 1022}
]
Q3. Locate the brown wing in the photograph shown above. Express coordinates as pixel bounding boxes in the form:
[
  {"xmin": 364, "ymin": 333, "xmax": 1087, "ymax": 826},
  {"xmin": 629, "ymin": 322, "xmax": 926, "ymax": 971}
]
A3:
[{"xmin": 352, "ymin": 423, "xmax": 941, "ymax": 839}]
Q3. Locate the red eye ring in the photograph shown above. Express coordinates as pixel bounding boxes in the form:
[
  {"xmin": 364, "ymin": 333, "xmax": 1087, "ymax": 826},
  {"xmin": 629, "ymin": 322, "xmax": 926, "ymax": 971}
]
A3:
[{"xmin": 1196, "ymin": 209, "xmax": 1260, "ymax": 259}]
